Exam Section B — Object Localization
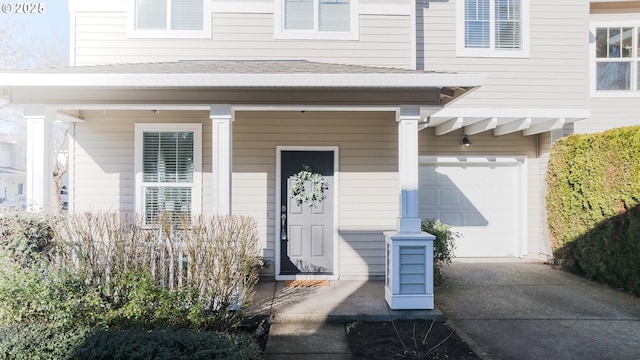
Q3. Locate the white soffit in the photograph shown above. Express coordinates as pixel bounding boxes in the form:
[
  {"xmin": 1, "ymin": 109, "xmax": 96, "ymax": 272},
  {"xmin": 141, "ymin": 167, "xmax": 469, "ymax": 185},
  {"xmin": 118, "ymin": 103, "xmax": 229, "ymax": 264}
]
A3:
[{"xmin": 425, "ymin": 108, "xmax": 591, "ymax": 137}]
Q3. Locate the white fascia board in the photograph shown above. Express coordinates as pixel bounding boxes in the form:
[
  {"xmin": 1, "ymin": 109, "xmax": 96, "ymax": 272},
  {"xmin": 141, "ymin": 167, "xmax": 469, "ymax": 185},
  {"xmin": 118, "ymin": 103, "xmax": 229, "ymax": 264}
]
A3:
[
  {"xmin": 431, "ymin": 108, "xmax": 591, "ymax": 122},
  {"xmin": 0, "ymin": 73, "xmax": 487, "ymax": 89}
]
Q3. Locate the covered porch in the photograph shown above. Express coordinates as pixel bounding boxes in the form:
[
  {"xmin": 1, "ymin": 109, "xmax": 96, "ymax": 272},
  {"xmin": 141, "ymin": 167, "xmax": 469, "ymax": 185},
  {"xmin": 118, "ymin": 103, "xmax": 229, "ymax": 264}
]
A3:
[{"xmin": 0, "ymin": 60, "xmax": 586, "ymax": 310}]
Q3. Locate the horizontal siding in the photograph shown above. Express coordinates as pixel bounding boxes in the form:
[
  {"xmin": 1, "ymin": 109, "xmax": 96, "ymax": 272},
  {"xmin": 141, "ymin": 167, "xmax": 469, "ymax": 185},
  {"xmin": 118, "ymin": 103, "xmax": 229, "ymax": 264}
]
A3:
[
  {"xmin": 72, "ymin": 110, "xmax": 212, "ymax": 213},
  {"xmin": 418, "ymin": 0, "xmax": 589, "ymax": 108},
  {"xmin": 72, "ymin": 108, "xmax": 554, "ymax": 275},
  {"xmin": 73, "ymin": 11, "xmax": 412, "ymax": 68},
  {"xmin": 576, "ymin": 99, "xmax": 640, "ymax": 134},
  {"xmin": 232, "ymin": 111, "xmax": 398, "ymax": 278}
]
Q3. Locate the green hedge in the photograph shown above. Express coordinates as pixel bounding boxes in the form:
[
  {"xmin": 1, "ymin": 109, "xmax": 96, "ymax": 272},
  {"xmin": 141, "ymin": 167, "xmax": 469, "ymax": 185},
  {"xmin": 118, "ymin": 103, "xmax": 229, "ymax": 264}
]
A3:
[
  {"xmin": 0, "ymin": 325, "xmax": 261, "ymax": 360},
  {"xmin": 546, "ymin": 126, "xmax": 640, "ymax": 295}
]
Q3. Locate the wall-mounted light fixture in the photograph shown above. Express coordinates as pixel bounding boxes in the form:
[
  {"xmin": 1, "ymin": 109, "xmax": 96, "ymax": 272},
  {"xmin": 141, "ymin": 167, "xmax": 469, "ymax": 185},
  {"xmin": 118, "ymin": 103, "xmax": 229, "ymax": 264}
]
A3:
[{"xmin": 462, "ymin": 135, "xmax": 471, "ymax": 147}]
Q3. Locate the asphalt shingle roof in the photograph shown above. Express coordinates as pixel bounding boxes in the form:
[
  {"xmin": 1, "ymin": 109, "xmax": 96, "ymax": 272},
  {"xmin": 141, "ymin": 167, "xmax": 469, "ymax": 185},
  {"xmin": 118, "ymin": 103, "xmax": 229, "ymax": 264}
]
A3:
[{"xmin": 15, "ymin": 60, "xmax": 437, "ymax": 75}]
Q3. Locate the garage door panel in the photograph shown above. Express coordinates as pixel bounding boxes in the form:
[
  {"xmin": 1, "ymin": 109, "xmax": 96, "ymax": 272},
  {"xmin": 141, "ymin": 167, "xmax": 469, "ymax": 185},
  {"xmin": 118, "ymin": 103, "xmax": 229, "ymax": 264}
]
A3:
[{"xmin": 419, "ymin": 159, "xmax": 524, "ymax": 257}]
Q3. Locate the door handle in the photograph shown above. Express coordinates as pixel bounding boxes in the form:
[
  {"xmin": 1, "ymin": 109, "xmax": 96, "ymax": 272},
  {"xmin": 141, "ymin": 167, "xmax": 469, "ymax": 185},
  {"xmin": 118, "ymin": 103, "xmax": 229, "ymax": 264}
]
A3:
[{"xmin": 280, "ymin": 205, "xmax": 287, "ymax": 241}]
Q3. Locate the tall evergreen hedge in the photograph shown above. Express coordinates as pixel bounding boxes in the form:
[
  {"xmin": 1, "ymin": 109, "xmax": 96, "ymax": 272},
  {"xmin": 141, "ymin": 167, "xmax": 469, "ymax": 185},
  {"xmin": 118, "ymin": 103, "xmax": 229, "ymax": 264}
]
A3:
[{"xmin": 546, "ymin": 126, "xmax": 640, "ymax": 295}]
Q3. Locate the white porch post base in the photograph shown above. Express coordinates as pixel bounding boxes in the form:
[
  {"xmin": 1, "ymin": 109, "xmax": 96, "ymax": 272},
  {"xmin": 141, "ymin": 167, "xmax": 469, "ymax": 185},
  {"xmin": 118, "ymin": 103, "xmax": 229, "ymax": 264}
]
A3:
[{"xmin": 384, "ymin": 231, "xmax": 435, "ymax": 310}]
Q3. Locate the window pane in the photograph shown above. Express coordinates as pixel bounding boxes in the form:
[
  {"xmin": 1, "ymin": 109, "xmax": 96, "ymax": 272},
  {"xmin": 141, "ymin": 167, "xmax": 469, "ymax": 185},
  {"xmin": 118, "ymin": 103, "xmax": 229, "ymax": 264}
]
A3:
[
  {"xmin": 145, "ymin": 187, "xmax": 192, "ymax": 225},
  {"xmin": 319, "ymin": 0, "xmax": 350, "ymax": 32},
  {"xmin": 143, "ymin": 132, "xmax": 159, "ymax": 182},
  {"xmin": 609, "ymin": 28, "xmax": 621, "ymax": 58},
  {"xmin": 136, "ymin": 0, "xmax": 167, "ymax": 30},
  {"xmin": 621, "ymin": 27, "xmax": 633, "ymax": 58},
  {"xmin": 465, "ymin": 0, "xmax": 490, "ymax": 48},
  {"xmin": 171, "ymin": 0, "xmax": 203, "ymax": 30},
  {"xmin": 143, "ymin": 131, "xmax": 194, "ymax": 183},
  {"xmin": 495, "ymin": 0, "xmax": 521, "ymax": 49},
  {"xmin": 285, "ymin": 0, "xmax": 314, "ymax": 30},
  {"xmin": 596, "ymin": 62, "xmax": 631, "ymax": 90},
  {"xmin": 596, "ymin": 28, "xmax": 608, "ymax": 58}
]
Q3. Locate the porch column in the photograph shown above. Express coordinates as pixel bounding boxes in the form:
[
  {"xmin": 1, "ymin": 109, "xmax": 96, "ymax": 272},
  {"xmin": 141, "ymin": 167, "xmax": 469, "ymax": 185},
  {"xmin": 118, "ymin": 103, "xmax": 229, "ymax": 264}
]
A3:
[
  {"xmin": 210, "ymin": 105, "xmax": 233, "ymax": 215},
  {"xmin": 397, "ymin": 106, "xmax": 422, "ymax": 233},
  {"xmin": 385, "ymin": 105, "xmax": 435, "ymax": 310},
  {"xmin": 24, "ymin": 106, "xmax": 54, "ymax": 212}
]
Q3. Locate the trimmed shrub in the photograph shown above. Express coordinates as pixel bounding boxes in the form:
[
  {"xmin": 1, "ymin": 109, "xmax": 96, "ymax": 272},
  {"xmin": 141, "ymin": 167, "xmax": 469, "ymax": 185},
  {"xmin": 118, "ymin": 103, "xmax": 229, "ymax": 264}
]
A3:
[
  {"xmin": 422, "ymin": 218, "xmax": 459, "ymax": 284},
  {"xmin": 0, "ymin": 324, "xmax": 92, "ymax": 360},
  {"xmin": 0, "ymin": 325, "xmax": 261, "ymax": 360},
  {"xmin": 72, "ymin": 328, "xmax": 261, "ymax": 360},
  {"xmin": 546, "ymin": 126, "xmax": 640, "ymax": 295}
]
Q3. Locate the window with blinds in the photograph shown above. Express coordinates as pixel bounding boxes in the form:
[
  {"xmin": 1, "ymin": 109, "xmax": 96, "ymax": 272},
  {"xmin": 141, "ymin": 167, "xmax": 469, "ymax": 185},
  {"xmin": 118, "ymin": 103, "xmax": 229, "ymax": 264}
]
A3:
[
  {"xmin": 460, "ymin": 0, "xmax": 527, "ymax": 57},
  {"xmin": 133, "ymin": 0, "xmax": 205, "ymax": 36},
  {"xmin": 281, "ymin": 0, "xmax": 354, "ymax": 38},
  {"xmin": 135, "ymin": 124, "xmax": 201, "ymax": 226},
  {"xmin": 594, "ymin": 26, "xmax": 638, "ymax": 92},
  {"xmin": 142, "ymin": 131, "xmax": 194, "ymax": 225}
]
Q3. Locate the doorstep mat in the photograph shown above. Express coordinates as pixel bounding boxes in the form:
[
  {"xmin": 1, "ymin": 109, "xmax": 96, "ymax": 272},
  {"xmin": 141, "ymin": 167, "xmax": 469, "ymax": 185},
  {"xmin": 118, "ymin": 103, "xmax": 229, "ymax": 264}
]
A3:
[{"xmin": 284, "ymin": 280, "xmax": 330, "ymax": 287}]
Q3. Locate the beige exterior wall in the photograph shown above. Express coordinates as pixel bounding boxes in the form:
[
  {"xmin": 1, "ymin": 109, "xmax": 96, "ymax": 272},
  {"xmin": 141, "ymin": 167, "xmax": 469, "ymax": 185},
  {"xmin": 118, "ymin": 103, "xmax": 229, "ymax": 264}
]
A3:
[
  {"xmin": 72, "ymin": 110, "xmax": 400, "ymax": 279},
  {"xmin": 71, "ymin": 110, "xmax": 213, "ymax": 213},
  {"xmin": 232, "ymin": 111, "xmax": 399, "ymax": 279},
  {"xmin": 418, "ymin": 0, "xmax": 589, "ymax": 108},
  {"xmin": 72, "ymin": 2, "xmax": 413, "ymax": 68},
  {"xmin": 418, "ymin": 130, "xmax": 549, "ymax": 258}
]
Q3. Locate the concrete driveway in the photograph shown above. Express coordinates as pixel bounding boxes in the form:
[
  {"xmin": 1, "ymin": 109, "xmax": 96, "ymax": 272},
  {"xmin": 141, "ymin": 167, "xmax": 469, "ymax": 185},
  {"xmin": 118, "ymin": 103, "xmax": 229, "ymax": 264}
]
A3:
[{"xmin": 435, "ymin": 259, "xmax": 640, "ymax": 360}]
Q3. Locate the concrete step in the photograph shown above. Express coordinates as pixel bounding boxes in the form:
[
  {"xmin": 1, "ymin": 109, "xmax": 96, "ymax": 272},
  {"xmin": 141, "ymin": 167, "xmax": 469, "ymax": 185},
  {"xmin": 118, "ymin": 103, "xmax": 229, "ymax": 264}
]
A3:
[{"xmin": 264, "ymin": 322, "xmax": 351, "ymax": 360}]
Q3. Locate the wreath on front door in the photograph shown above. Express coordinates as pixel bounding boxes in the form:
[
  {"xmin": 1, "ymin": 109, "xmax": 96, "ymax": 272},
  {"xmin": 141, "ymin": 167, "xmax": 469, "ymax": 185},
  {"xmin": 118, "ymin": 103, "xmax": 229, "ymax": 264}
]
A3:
[{"xmin": 290, "ymin": 164, "xmax": 329, "ymax": 206}]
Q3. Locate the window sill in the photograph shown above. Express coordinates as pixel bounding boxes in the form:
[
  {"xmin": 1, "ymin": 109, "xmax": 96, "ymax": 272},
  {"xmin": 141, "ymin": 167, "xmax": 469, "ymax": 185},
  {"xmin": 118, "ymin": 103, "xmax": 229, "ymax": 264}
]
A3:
[
  {"xmin": 590, "ymin": 90, "xmax": 640, "ymax": 98},
  {"xmin": 456, "ymin": 48, "xmax": 531, "ymax": 59}
]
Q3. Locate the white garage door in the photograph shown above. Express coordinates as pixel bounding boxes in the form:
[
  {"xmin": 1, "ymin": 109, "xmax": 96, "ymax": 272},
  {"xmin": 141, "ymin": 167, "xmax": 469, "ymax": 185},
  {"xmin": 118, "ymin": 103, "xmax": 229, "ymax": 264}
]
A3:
[{"xmin": 419, "ymin": 157, "xmax": 526, "ymax": 257}]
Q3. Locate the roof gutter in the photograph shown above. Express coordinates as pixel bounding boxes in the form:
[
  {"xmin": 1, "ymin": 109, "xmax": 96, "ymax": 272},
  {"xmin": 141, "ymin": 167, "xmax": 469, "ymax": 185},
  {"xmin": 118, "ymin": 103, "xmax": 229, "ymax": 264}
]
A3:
[{"xmin": 0, "ymin": 72, "xmax": 487, "ymax": 89}]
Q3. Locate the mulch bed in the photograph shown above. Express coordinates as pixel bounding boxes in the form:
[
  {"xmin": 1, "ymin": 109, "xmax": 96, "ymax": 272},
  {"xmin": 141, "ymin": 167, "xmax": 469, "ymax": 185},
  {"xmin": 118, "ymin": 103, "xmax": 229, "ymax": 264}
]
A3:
[{"xmin": 346, "ymin": 320, "xmax": 481, "ymax": 360}]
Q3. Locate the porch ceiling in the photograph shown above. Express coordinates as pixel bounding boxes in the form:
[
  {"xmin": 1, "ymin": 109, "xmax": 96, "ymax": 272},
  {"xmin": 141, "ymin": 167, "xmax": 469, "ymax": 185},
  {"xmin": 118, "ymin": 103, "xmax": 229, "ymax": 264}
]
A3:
[{"xmin": 424, "ymin": 107, "xmax": 591, "ymax": 137}]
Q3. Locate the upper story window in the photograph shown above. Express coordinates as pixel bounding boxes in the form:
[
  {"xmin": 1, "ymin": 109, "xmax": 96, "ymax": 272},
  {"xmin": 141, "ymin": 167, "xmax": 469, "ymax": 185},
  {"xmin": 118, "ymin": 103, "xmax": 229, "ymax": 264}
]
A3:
[
  {"xmin": 457, "ymin": 0, "xmax": 529, "ymax": 58},
  {"xmin": 275, "ymin": 0, "xmax": 359, "ymax": 40},
  {"xmin": 128, "ymin": 0, "xmax": 211, "ymax": 38},
  {"xmin": 593, "ymin": 25, "xmax": 639, "ymax": 96}
]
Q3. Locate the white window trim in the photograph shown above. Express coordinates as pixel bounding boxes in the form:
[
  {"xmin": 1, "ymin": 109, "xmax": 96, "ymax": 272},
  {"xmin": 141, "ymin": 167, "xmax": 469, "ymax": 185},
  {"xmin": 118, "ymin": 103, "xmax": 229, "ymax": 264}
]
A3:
[
  {"xmin": 274, "ymin": 0, "xmax": 359, "ymax": 40},
  {"xmin": 590, "ymin": 21, "xmax": 640, "ymax": 98},
  {"xmin": 456, "ymin": 0, "xmax": 530, "ymax": 58},
  {"xmin": 127, "ymin": 0, "xmax": 212, "ymax": 39},
  {"xmin": 134, "ymin": 123, "xmax": 203, "ymax": 221}
]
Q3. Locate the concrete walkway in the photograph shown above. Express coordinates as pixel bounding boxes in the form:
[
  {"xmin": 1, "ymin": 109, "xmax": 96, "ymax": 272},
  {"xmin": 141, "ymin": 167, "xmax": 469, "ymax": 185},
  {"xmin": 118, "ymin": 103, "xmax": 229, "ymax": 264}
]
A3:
[
  {"xmin": 244, "ymin": 280, "xmax": 443, "ymax": 359},
  {"xmin": 244, "ymin": 260, "xmax": 640, "ymax": 359},
  {"xmin": 436, "ymin": 259, "xmax": 640, "ymax": 360}
]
